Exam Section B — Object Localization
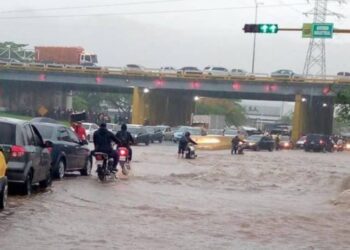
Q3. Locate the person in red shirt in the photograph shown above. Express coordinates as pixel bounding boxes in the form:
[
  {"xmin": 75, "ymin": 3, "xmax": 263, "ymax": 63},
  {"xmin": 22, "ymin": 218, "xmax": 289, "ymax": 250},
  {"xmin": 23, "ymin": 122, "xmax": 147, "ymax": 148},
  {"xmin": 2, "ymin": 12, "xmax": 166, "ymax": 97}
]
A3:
[{"xmin": 74, "ymin": 121, "xmax": 87, "ymax": 141}]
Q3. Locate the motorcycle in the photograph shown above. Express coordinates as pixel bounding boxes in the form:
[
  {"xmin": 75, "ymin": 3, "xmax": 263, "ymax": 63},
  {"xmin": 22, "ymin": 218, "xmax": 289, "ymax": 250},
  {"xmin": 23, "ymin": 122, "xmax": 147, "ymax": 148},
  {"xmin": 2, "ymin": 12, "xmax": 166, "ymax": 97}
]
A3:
[
  {"xmin": 185, "ymin": 143, "xmax": 197, "ymax": 159},
  {"xmin": 94, "ymin": 152, "xmax": 117, "ymax": 182},
  {"xmin": 231, "ymin": 141, "xmax": 245, "ymax": 155},
  {"xmin": 118, "ymin": 147, "xmax": 131, "ymax": 175}
]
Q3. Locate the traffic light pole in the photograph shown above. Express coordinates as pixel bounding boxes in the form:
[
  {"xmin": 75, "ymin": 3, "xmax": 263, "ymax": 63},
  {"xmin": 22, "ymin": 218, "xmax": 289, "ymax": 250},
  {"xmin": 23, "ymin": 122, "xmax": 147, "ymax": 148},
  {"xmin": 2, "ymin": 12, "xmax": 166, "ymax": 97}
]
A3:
[{"xmin": 278, "ymin": 28, "xmax": 350, "ymax": 33}]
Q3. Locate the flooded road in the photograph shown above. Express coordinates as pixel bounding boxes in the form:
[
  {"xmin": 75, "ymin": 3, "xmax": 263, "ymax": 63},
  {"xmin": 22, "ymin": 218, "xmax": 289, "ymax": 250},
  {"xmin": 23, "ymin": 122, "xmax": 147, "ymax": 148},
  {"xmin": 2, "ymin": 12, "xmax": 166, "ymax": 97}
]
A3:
[{"xmin": 1, "ymin": 143, "xmax": 350, "ymax": 250}]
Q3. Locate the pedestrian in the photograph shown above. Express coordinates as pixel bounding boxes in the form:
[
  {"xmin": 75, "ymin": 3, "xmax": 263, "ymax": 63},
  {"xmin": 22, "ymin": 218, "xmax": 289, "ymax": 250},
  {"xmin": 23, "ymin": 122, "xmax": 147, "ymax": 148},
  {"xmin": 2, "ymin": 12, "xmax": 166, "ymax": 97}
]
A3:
[
  {"xmin": 231, "ymin": 135, "xmax": 241, "ymax": 155},
  {"xmin": 275, "ymin": 134, "xmax": 280, "ymax": 150}
]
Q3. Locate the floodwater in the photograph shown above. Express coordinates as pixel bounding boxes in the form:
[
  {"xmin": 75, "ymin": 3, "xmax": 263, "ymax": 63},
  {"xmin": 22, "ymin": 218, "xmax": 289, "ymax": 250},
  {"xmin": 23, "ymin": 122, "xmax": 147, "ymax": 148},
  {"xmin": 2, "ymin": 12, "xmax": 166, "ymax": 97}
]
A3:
[{"xmin": 1, "ymin": 143, "xmax": 350, "ymax": 250}]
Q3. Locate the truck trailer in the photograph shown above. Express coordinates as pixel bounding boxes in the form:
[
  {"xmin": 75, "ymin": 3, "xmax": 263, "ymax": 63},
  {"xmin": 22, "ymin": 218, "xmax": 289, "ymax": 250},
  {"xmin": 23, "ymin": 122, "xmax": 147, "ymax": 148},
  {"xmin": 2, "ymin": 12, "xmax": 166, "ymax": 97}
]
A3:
[{"xmin": 35, "ymin": 46, "xmax": 98, "ymax": 66}]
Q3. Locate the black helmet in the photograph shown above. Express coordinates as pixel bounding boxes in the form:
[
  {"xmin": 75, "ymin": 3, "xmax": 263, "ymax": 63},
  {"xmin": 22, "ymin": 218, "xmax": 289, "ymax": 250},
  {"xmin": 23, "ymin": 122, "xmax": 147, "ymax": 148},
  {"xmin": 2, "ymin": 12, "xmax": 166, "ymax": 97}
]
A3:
[
  {"xmin": 100, "ymin": 123, "xmax": 106, "ymax": 128},
  {"xmin": 185, "ymin": 131, "xmax": 190, "ymax": 137},
  {"xmin": 121, "ymin": 124, "xmax": 127, "ymax": 131}
]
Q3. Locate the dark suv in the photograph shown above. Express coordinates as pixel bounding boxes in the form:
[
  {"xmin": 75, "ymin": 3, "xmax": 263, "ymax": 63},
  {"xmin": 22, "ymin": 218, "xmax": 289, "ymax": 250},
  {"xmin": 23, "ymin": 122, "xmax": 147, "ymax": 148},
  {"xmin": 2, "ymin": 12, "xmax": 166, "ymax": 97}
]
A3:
[
  {"xmin": 304, "ymin": 134, "xmax": 334, "ymax": 152},
  {"xmin": 0, "ymin": 118, "xmax": 52, "ymax": 194}
]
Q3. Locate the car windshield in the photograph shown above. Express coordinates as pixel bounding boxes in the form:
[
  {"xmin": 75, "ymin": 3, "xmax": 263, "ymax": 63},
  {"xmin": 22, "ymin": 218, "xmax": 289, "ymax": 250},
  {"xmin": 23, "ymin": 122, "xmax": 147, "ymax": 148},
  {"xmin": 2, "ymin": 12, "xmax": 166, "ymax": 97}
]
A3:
[
  {"xmin": 212, "ymin": 67, "xmax": 227, "ymax": 71},
  {"xmin": 208, "ymin": 129, "xmax": 223, "ymax": 135},
  {"xmin": 183, "ymin": 67, "xmax": 198, "ymax": 71},
  {"xmin": 34, "ymin": 124, "xmax": 55, "ymax": 139},
  {"xmin": 82, "ymin": 124, "xmax": 90, "ymax": 130},
  {"xmin": 0, "ymin": 123, "xmax": 16, "ymax": 145},
  {"xmin": 128, "ymin": 127, "xmax": 142, "ymax": 134},
  {"xmin": 247, "ymin": 135, "xmax": 263, "ymax": 141},
  {"xmin": 225, "ymin": 129, "xmax": 238, "ymax": 135}
]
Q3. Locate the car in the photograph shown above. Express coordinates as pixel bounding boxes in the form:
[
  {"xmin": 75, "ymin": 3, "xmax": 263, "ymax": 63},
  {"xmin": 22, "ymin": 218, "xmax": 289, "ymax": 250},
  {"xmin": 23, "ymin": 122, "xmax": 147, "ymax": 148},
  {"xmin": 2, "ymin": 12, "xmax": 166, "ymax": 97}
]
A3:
[
  {"xmin": 177, "ymin": 67, "xmax": 202, "ymax": 77},
  {"xmin": 127, "ymin": 125, "xmax": 151, "ymax": 145},
  {"xmin": 337, "ymin": 72, "xmax": 350, "ymax": 77},
  {"xmin": 278, "ymin": 135, "xmax": 293, "ymax": 149},
  {"xmin": 156, "ymin": 125, "xmax": 173, "ymax": 141},
  {"xmin": 223, "ymin": 128, "xmax": 238, "ymax": 137},
  {"xmin": 295, "ymin": 136, "xmax": 307, "ymax": 149},
  {"xmin": 160, "ymin": 66, "xmax": 177, "ymax": 75},
  {"xmin": 107, "ymin": 123, "xmax": 120, "ymax": 133},
  {"xmin": 0, "ymin": 118, "xmax": 52, "ymax": 195},
  {"xmin": 245, "ymin": 134, "xmax": 275, "ymax": 151},
  {"xmin": 172, "ymin": 126, "xmax": 204, "ymax": 143},
  {"xmin": 82, "ymin": 122, "xmax": 99, "ymax": 142},
  {"xmin": 144, "ymin": 126, "xmax": 164, "ymax": 143},
  {"xmin": 203, "ymin": 66, "xmax": 229, "ymax": 77},
  {"xmin": 304, "ymin": 134, "xmax": 334, "ymax": 152},
  {"xmin": 271, "ymin": 69, "xmax": 303, "ymax": 80},
  {"xmin": 124, "ymin": 64, "xmax": 145, "ymax": 75},
  {"xmin": 0, "ymin": 149, "xmax": 8, "ymax": 209},
  {"xmin": 230, "ymin": 69, "xmax": 254, "ymax": 79},
  {"xmin": 33, "ymin": 123, "xmax": 92, "ymax": 179}
]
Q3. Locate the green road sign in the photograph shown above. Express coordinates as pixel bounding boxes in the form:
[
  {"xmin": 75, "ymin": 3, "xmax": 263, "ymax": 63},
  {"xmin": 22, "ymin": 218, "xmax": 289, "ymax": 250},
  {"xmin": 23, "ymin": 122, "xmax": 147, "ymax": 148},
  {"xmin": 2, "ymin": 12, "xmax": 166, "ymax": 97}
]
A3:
[
  {"xmin": 302, "ymin": 23, "xmax": 312, "ymax": 38},
  {"xmin": 312, "ymin": 23, "xmax": 334, "ymax": 38}
]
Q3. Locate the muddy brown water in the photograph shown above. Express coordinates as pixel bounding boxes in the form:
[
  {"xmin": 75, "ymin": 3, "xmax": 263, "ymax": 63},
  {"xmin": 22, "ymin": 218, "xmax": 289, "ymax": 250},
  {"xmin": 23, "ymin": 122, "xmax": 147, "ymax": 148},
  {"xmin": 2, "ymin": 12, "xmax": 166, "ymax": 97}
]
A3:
[{"xmin": 1, "ymin": 143, "xmax": 350, "ymax": 250}]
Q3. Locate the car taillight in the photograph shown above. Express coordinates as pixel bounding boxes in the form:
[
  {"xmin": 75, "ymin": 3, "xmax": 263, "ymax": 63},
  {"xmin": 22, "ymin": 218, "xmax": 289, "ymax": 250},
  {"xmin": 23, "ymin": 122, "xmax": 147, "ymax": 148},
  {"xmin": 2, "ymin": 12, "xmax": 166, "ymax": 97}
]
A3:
[
  {"xmin": 320, "ymin": 140, "xmax": 324, "ymax": 144},
  {"xmin": 11, "ymin": 145, "xmax": 25, "ymax": 157},
  {"xmin": 95, "ymin": 155, "xmax": 104, "ymax": 161}
]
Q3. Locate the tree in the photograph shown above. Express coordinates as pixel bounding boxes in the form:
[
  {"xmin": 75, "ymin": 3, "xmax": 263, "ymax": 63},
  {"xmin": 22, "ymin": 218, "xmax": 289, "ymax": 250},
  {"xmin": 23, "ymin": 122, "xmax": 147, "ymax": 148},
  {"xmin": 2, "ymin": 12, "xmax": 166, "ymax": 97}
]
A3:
[
  {"xmin": 335, "ymin": 87, "xmax": 350, "ymax": 123},
  {"xmin": 196, "ymin": 98, "xmax": 246, "ymax": 126}
]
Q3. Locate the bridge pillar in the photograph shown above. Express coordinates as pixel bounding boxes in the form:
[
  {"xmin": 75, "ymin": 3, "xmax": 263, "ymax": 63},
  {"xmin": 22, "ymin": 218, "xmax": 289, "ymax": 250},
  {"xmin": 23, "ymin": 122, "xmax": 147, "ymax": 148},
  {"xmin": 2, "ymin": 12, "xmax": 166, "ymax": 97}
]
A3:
[
  {"xmin": 131, "ymin": 88, "xmax": 194, "ymax": 126},
  {"xmin": 291, "ymin": 95, "xmax": 306, "ymax": 143}
]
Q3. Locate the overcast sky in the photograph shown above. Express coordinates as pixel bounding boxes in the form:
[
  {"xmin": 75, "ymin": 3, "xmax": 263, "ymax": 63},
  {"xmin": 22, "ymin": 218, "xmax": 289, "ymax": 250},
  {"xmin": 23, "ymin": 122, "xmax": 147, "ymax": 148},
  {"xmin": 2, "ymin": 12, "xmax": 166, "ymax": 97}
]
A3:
[{"xmin": 2, "ymin": 0, "xmax": 350, "ymax": 75}]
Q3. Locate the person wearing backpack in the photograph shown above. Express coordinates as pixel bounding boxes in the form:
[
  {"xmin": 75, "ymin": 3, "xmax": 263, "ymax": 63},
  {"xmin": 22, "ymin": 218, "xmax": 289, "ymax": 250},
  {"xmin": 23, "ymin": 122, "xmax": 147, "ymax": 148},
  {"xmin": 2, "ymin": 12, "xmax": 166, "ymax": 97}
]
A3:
[{"xmin": 116, "ymin": 124, "xmax": 135, "ymax": 161}]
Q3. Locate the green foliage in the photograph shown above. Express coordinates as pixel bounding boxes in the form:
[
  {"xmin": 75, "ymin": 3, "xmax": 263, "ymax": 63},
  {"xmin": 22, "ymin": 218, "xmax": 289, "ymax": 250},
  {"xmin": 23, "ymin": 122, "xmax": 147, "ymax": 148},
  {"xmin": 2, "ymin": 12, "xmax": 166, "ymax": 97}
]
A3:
[
  {"xmin": 335, "ymin": 88, "xmax": 350, "ymax": 123},
  {"xmin": 196, "ymin": 98, "xmax": 246, "ymax": 126}
]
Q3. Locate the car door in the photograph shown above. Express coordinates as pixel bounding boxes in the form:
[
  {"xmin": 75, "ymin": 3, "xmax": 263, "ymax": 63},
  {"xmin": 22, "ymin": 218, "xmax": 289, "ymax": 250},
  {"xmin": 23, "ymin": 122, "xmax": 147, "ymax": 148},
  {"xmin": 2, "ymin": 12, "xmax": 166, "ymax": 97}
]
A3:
[
  {"xmin": 23, "ymin": 124, "xmax": 43, "ymax": 183},
  {"xmin": 57, "ymin": 127, "xmax": 76, "ymax": 171},
  {"xmin": 67, "ymin": 128, "xmax": 89, "ymax": 169},
  {"xmin": 31, "ymin": 125, "xmax": 51, "ymax": 180}
]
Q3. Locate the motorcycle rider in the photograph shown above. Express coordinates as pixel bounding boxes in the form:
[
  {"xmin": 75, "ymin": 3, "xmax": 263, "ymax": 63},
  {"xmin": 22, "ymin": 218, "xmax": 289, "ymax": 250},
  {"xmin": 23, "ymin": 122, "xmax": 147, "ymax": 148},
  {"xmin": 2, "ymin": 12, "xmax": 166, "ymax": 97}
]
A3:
[
  {"xmin": 116, "ymin": 124, "xmax": 134, "ymax": 161},
  {"xmin": 92, "ymin": 123, "xmax": 120, "ymax": 172},
  {"xmin": 178, "ymin": 131, "xmax": 197, "ymax": 158}
]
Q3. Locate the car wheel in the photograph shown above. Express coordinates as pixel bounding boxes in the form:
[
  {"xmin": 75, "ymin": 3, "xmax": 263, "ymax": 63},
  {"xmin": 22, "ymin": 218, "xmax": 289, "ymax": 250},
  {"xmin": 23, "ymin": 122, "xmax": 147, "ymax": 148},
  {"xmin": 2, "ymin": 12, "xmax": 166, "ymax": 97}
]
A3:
[
  {"xmin": 0, "ymin": 180, "xmax": 8, "ymax": 209},
  {"xmin": 21, "ymin": 172, "xmax": 32, "ymax": 196},
  {"xmin": 56, "ymin": 160, "xmax": 66, "ymax": 180},
  {"xmin": 39, "ymin": 169, "xmax": 52, "ymax": 188},
  {"xmin": 145, "ymin": 140, "xmax": 149, "ymax": 146},
  {"xmin": 255, "ymin": 146, "xmax": 260, "ymax": 151},
  {"xmin": 159, "ymin": 138, "xmax": 163, "ymax": 143},
  {"xmin": 80, "ymin": 159, "xmax": 92, "ymax": 176},
  {"xmin": 268, "ymin": 147, "xmax": 273, "ymax": 152}
]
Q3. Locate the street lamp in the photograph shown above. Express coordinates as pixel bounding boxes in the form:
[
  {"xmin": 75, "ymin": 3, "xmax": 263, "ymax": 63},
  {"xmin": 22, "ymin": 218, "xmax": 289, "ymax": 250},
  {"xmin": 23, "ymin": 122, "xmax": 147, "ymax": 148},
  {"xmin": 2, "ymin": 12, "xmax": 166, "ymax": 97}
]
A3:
[
  {"xmin": 301, "ymin": 97, "xmax": 307, "ymax": 102},
  {"xmin": 143, "ymin": 88, "xmax": 150, "ymax": 94},
  {"xmin": 251, "ymin": 0, "xmax": 264, "ymax": 74}
]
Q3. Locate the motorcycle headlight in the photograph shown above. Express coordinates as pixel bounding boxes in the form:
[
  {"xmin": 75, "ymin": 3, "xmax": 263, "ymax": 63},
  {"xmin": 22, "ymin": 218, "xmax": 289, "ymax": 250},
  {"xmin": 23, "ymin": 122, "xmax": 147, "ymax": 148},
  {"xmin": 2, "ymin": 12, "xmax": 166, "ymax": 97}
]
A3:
[{"xmin": 346, "ymin": 144, "xmax": 350, "ymax": 149}]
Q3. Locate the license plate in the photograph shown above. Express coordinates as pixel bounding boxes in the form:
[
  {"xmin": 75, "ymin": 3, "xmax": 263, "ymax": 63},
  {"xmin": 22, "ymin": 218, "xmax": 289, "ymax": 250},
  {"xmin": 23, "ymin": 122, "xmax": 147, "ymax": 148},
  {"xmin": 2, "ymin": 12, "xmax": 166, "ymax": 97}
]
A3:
[{"xmin": 120, "ymin": 156, "xmax": 126, "ymax": 161}]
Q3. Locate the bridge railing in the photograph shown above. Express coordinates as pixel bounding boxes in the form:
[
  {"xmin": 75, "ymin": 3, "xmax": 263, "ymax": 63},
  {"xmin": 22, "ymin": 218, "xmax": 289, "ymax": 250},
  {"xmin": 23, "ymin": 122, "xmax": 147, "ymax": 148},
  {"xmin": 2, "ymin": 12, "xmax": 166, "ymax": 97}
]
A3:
[{"xmin": 0, "ymin": 61, "xmax": 347, "ymax": 84}]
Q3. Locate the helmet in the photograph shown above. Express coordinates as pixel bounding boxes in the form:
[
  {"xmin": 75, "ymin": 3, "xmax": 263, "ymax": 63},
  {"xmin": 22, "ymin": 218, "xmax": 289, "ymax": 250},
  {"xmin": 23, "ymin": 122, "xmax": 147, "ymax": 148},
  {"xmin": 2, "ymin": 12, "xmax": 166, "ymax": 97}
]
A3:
[
  {"xmin": 185, "ymin": 131, "xmax": 190, "ymax": 137},
  {"xmin": 100, "ymin": 123, "xmax": 106, "ymax": 128},
  {"xmin": 121, "ymin": 124, "xmax": 127, "ymax": 131}
]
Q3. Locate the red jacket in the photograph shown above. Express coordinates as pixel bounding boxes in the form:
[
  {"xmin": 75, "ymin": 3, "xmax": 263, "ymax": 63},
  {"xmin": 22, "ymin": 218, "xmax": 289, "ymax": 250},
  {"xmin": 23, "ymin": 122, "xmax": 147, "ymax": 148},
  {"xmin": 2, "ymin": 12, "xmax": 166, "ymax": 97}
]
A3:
[{"xmin": 75, "ymin": 125, "xmax": 87, "ymax": 140}]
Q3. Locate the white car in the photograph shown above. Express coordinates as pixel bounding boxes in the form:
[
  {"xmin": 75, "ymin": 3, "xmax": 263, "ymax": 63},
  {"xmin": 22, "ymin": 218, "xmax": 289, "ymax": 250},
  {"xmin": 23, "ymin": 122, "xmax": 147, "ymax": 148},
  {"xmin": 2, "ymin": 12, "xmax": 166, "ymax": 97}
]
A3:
[
  {"xmin": 124, "ymin": 64, "xmax": 145, "ymax": 75},
  {"xmin": 231, "ymin": 69, "xmax": 254, "ymax": 78},
  {"xmin": 203, "ymin": 66, "xmax": 230, "ymax": 77},
  {"xmin": 177, "ymin": 66, "xmax": 202, "ymax": 77},
  {"xmin": 82, "ymin": 122, "xmax": 99, "ymax": 142},
  {"xmin": 160, "ymin": 66, "xmax": 177, "ymax": 75}
]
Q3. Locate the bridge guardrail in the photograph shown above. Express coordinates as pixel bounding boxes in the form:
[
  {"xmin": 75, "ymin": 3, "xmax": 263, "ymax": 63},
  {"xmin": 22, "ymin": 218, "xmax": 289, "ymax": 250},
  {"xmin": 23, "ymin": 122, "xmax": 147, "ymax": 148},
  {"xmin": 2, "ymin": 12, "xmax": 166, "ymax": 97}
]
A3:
[{"xmin": 0, "ymin": 61, "xmax": 345, "ymax": 84}]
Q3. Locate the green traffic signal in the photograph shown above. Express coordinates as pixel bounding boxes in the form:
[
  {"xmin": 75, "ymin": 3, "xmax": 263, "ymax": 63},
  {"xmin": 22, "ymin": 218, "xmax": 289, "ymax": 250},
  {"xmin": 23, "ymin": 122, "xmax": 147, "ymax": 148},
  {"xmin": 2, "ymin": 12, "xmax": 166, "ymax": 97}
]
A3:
[
  {"xmin": 243, "ymin": 24, "xmax": 279, "ymax": 33},
  {"xmin": 258, "ymin": 24, "xmax": 279, "ymax": 33}
]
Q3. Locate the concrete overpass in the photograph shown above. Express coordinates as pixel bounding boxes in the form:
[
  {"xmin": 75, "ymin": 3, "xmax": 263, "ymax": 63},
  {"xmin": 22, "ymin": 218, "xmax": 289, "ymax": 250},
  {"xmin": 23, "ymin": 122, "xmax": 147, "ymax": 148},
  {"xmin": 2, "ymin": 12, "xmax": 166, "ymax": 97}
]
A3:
[{"xmin": 0, "ymin": 63, "xmax": 348, "ymax": 141}]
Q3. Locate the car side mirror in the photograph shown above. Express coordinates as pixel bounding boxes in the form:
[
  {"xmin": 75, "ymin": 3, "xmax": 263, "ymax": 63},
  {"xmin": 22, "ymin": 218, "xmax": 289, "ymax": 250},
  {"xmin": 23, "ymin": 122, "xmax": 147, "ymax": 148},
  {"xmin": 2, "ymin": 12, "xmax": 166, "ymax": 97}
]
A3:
[{"xmin": 45, "ymin": 140, "xmax": 53, "ymax": 148}]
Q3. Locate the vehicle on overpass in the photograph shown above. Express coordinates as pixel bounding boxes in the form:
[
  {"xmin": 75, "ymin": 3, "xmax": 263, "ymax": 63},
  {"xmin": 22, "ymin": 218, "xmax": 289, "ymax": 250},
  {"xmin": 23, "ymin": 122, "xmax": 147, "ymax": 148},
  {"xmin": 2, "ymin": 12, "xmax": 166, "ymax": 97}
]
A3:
[
  {"xmin": 35, "ymin": 46, "xmax": 98, "ymax": 66},
  {"xmin": 0, "ymin": 118, "xmax": 52, "ymax": 195},
  {"xmin": 271, "ymin": 69, "xmax": 303, "ymax": 80},
  {"xmin": 124, "ymin": 64, "xmax": 145, "ymax": 75},
  {"xmin": 160, "ymin": 66, "xmax": 177, "ymax": 75},
  {"xmin": 245, "ymin": 134, "xmax": 275, "ymax": 152},
  {"xmin": 203, "ymin": 66, "xmax": 229, "ymax": 77},
  {"xmin": 33, "ymin": 122, "xmax": 91, "ymax": 179},
  {"xmin": 177, "ymin": 66, "xmax": 202, "ymax": 77},
  {"xmin": 0, "ymin": 148, "xmax": 7, "ymax": 209},
  {"xmin": 230, "ymin": 69, "xmax": 255, "ymax": 79}
]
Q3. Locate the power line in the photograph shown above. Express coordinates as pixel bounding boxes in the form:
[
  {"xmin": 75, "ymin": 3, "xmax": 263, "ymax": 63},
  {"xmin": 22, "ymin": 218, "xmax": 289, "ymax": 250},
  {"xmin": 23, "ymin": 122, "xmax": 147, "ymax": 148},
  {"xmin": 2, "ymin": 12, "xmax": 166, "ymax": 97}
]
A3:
[
  {"xmin": 0, "ymin": 0, "xmax": 185, "ymax": 14},
  {"xmin": 0, "ymin": 3, "xmax": 310, "ymax": 20}
]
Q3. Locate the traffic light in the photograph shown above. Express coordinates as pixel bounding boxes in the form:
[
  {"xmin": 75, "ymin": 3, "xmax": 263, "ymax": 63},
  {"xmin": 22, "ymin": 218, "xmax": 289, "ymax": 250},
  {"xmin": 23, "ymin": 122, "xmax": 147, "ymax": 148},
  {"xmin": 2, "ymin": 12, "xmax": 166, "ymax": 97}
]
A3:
[{"xmin": 243, "ymin": 24, "xmax": 279, "ymax": 33}]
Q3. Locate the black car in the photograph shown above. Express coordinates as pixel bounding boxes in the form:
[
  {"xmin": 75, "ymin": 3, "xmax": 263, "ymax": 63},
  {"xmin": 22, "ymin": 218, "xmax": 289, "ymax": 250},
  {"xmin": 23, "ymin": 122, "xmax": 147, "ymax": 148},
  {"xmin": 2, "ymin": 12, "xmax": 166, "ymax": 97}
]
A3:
[
  {"xmin": 128, "ymin": 126, "xmax": 151, "ymax": 145},
  {"xmin": 33, "ymin": 123, "xmax": 92, "ymax": 179},
  {"xmin": 0, "ymin": 118, "xmax": 52, "ymax": 195},
  {"xmin": 304, "ymin": 134, "xmax": 334, "ymax": 152},
  {"xmin": 144, "ymin": 126, "xmax": 163, "ymax": 143},
  {"xmin": 245, "ymin": 135, "xmax": 275, "ymax": 151}
]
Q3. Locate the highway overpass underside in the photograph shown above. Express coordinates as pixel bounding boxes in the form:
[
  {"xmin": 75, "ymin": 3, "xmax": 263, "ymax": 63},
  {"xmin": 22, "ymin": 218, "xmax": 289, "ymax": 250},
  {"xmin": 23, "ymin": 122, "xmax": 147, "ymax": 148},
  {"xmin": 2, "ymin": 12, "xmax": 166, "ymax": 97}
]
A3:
[{"xmin": 132, "ymin": 88, "xmax": 194, "ymax": 126}]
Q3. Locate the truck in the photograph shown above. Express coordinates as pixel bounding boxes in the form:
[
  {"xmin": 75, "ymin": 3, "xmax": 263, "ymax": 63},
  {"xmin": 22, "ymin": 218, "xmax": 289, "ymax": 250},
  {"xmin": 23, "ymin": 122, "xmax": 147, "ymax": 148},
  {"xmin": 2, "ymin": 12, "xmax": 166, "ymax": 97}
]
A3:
[
  {"xmin": 35, "ymin": 46, "xmax": 98, "ymax": 66},
  {"xmin": 191, "ymin": 115, "xmax": 226, "ymax": 129}
]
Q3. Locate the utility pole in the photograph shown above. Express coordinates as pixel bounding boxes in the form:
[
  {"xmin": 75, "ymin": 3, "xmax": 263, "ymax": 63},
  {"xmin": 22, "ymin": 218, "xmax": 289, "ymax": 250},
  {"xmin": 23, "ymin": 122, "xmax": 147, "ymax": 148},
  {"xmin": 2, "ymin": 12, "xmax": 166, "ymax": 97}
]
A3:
[
  {"xmin": 303, "ymin": 0, "xmax": 347, "ymax": 77},
  {"xmin": 251, "ymin": 0, "xmax": 263, "ymax": 74}
]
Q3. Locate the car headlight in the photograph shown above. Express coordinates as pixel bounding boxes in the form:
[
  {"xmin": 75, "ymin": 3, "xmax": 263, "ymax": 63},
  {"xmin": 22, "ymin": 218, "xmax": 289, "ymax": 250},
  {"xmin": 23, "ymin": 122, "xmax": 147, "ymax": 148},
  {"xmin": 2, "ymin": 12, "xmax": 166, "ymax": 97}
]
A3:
[
  {"xmin": 249, "ymin": 142, "xmax": 255, "ymax": 146},
  {"xmin": 346, "ymin": 143, "xmax": 350, "ymax": 149}
]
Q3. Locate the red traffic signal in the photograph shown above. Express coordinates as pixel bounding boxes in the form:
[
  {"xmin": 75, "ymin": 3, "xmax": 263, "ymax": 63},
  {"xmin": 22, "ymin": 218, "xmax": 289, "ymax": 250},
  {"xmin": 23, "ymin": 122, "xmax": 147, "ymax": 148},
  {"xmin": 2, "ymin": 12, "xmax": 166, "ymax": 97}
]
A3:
[{"xmin": 243, "ymin": 24, "xmax": 259, "ymax": 33}]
